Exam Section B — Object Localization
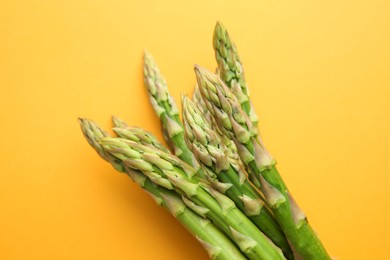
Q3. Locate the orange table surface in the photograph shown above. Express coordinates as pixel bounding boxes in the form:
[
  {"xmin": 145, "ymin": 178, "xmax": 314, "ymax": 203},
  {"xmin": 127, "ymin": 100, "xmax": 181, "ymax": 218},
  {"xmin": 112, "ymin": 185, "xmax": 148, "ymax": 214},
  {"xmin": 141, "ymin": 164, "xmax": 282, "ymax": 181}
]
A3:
[{"xmin": 1, "ymin": 1, "xmax": 390, "ymax": 259}]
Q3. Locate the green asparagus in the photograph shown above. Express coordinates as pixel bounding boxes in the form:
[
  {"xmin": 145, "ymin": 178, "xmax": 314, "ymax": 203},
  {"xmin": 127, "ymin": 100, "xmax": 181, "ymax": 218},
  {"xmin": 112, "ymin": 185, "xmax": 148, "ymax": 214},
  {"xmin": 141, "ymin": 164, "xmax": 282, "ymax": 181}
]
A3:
[
  {"xmin": 195, "ymin": 66, "xmax": 330, "ymax": 260},
  {"xmin": 182, "ymin": 96, "xmax": 294, "ymax": 259},
  {"xmin": 101, "ymin": 136, "xmax": 286, "ymax": 260},
  {"xmin": 78, "ymin": 21, "xmax": 333, "ymax": 260},
  {"xmin": 192, "ymin": 85, "xmax": 262, "ymax": 188},
  {"xmin": 79, "ymin": 118, "xmax": 247, "ymax": 260},
  {"xmin": 144, "ymin": 51, "xmax": 198, "ymax": 168},
  {"xmin": 213, "ymin": 22, "xmax": 259, "ymax": 135}
]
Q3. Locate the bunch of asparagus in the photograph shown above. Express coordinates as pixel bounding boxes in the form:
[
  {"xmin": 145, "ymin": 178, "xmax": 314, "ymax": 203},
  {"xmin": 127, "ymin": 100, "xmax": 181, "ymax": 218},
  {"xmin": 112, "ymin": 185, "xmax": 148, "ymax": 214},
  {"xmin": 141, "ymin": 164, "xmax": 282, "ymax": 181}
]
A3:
[{"xmin": 79, "ymin": 22, "xmax": 330, "ymax": 260}]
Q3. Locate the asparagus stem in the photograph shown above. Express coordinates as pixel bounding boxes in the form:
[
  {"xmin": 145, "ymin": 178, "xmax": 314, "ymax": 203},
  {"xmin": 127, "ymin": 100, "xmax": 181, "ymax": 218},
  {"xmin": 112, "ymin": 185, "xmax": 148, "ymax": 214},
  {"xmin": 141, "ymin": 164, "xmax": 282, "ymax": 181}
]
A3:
[
  {"xmin": 79, "ymin": 118, "xmax": 247, "ymax": 260},
  {"xmin": 101, "ymin": 136, "xmax": 286, "ymax": 260},
  {"xmin": 143, "ymin": 51, "xmax": 199, "ymax": 169},
  {"xmin": 192, "ymin": 85, "xmax": 236, "ymax": 158},
  {"xmin": 195, "ymin": 66, "xmax": 331, "ymax": 260},
  {"xmin": 192, "ymin": 85, "xmax": 262, "ymax": 188},
  {"xmin": 159, "ymin": 189, "xmax": 247, "ymax": 260},
  {"xmin": 213, "ymin": 22, "xmax": 259, "ymax": 135},
  {"xmin": 182, "ymin": 96, "xmax": 294, "ymax": 259}
]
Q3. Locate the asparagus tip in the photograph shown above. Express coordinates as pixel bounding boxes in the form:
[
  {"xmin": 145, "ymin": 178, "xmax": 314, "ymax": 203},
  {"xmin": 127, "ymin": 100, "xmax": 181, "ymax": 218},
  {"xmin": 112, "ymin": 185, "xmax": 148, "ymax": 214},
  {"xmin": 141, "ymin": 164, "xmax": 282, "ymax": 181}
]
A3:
[
  {"xmin": 143, "ymin": 49, "xmax": 155, "ymax": 65},
  {"xmin": 143, "ymin": 49, "xmax": 152, "ymax": 59},
  {"xmin": 194, "ymin": 64, "xmax": 215, "ymax": 79},
  {"xmin": 181, "ymin": 94, "xmax": 189, "ymax": 110},
  {"xmin": 78, "ymin": 117, "xmax": 90, "ymax": 127},
  {"xmin": 112, "ymin": 115, "xmax": 129, "ymax": 128},
  {"xmin": 193, "ymin": 64, "xmax": 205, "ymax": 83},
  {"xmin": 214, "ymin": 21, "xmax": 224, "ymax": 31}
]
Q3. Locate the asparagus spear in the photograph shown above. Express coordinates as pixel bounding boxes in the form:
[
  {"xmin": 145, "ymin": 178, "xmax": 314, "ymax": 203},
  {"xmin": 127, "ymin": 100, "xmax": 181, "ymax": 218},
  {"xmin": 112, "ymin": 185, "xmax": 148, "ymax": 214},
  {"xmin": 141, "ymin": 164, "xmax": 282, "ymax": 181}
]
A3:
[
  {"xmin": 193, "ymin": 86, "xmax": 235, "ymax": 159},
  {"xmin": 192, "ymin": 85, "xmax": 262, "ymax": 188},
  {"xmin": 78, "ymin": 118, "xmax": 247, "ymax": 260},
  {"xmin": 101, "ymin": 136, "xmax": 286, "ymax": 260},
  {"xmin": 112, "ymin": 115, "xmax": 170, "ymax": 153},
  {"xmin": 79, "ymin": 118, "xmax": 123, "ymax": 172},
  {"xmin": 195, "ymin": 66, "xmax": 330, "ymax": 259},
  {"xmin": 182, "ymin": 96, "xmax": 294, "ymax": 259},
  {"xmin": 213, "ymin": 22, "xmax": 259, "ymax": 135},
  {"xmin": 150, "ymin": 184, "xmax": 248, "ymax": 260},
  {"xmin": 144, "ymin": 51, "xmax": 199, "ymax": 169}
]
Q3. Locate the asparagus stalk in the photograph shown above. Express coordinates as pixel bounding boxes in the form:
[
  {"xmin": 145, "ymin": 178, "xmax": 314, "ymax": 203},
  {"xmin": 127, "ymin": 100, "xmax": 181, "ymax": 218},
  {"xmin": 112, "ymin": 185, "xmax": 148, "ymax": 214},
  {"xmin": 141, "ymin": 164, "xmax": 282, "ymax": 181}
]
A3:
[
  {"xmin": 101, "ymin": 136, "xmax": 286, "ymax": 260},
  {"xmin": 182, "ymin": 96, "xmax": 294, "ymax": 259},
  {"xmin": 213, "ymin": 22, "xmax": 259, "ymax": 135},
  {"xmin": 195, "ymin": 66, "xmax": 330, "ymax": 259},
  {"xmin": 192, "ymin": 85, "xmax": 262, "ymax": 189},
  {"xmin": 193, "ymin": 86, "xmax": 235, "ymax": 159},
  {"xmin": 79, "ymin": 118, "xmax": 247, "ymax": 260},
  {"xmin": 149, "ymin": 183, "xmax": 248, "ymax": 260},
  {"xmin": 144, "ymin": 51, "xmax": 199, "ymax": 169}
]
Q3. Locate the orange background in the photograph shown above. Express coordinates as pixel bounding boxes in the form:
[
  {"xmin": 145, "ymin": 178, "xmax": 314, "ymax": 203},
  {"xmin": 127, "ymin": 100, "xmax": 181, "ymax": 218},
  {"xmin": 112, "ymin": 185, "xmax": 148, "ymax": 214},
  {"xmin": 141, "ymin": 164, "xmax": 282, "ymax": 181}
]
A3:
[{"xmin": 1, "ymin": 1, "xmax": 390, "ymax": 259}]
